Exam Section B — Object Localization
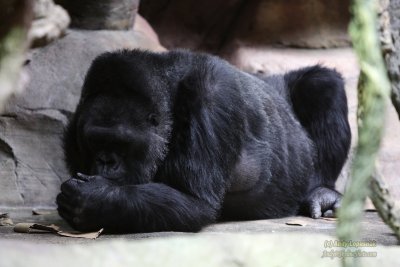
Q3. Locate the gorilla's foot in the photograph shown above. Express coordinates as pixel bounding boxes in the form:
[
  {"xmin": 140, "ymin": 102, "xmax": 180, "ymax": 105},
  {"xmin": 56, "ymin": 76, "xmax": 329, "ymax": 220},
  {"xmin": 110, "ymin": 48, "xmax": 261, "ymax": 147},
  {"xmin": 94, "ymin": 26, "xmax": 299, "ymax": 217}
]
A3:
[{"xmin": 303, "ymin": 186, "xmax": 342, "ymax": 219}]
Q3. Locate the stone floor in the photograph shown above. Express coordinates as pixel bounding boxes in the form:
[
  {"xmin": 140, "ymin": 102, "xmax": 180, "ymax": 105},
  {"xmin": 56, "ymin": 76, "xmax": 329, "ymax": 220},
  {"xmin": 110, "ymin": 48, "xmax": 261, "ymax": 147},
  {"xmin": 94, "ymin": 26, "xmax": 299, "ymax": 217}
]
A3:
[
  {"xmin": 0, "ymin": 208, "xmax": 398, "ymax": 246},
  {"xmin": 1, "ymin": 209, "xmax": 399, "ymax": 267}
]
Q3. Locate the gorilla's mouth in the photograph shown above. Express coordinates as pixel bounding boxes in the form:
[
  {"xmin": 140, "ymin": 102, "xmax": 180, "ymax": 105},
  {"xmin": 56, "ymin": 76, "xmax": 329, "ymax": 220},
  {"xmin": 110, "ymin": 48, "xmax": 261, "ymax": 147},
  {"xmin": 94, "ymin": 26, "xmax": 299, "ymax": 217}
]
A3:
[
  {"xmin": 101, "ymin": 165, "xmax": 121, "ymax": 177},
  {"xmin": 91, "ymin": 161, "xmax": 124, "ymax": 180}
]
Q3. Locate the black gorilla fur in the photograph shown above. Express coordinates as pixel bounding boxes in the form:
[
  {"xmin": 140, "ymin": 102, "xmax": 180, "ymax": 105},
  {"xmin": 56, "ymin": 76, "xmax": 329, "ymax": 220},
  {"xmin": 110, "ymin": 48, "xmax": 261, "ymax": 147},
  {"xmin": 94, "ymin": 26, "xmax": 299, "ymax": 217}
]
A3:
[{"xmin": 57, "ymin": 49, "xmax": 351, "ymax": 233}]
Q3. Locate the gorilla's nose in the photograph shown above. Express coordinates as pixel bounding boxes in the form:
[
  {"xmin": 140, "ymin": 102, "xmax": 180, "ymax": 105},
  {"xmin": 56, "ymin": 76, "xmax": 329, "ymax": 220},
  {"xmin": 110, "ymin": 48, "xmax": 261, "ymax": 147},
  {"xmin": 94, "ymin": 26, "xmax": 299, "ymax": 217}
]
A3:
[{"xmin": 96, "ymin": 152, "xmax": 120, "ymax": 171}]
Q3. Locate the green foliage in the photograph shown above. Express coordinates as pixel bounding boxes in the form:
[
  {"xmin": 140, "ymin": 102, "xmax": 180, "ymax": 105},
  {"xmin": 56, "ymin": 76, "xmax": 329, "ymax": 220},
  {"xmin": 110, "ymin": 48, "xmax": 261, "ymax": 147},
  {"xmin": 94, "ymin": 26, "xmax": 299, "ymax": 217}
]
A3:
[
  {"xmin": 337, "ymin": 0, "xmax": 391, "ymax": 266},
  {"xmin": 0, "ymin": 27, "xmax": 27, "ymax": 111}
]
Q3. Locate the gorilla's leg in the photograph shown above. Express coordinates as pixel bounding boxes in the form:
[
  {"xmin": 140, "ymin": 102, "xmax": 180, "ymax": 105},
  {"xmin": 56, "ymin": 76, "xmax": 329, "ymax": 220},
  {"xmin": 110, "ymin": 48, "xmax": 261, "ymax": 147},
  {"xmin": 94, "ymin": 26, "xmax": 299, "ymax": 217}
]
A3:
[{"xmin": 284, "ymin": 66, "xmax": 351, "ymax": 218}]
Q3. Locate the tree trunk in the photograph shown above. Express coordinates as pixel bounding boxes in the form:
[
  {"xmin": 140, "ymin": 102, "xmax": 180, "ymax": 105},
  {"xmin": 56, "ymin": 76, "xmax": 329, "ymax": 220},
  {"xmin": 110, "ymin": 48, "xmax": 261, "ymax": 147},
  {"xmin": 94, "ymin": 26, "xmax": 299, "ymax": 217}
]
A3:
[
  {"xmin": 337, "ymin": 0, "xmax": 391, "ymax": 267},
  {"xmin": 381, "ymin": 0, "xmax": 400, "ymax": 118},
  {"xmin": 366, "ymin": 0, "xmax": 400, "ymax": 242}
]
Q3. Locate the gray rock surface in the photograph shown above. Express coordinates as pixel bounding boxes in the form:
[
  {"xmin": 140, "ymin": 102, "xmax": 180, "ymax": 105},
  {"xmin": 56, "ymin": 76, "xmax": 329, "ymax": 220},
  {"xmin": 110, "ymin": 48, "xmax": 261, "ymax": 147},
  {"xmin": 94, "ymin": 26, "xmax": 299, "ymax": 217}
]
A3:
[{"xmin": 0, "ymin": 29, "xmax": 164, "ymax": 208}]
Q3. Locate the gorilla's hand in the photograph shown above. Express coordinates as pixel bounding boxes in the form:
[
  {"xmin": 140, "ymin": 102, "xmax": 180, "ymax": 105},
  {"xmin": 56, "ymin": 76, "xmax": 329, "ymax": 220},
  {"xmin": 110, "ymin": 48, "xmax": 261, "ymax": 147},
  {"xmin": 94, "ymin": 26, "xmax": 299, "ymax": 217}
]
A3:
[{"xmin": 56, "ymin": 173, "xmax": 118, "ymax": 231}]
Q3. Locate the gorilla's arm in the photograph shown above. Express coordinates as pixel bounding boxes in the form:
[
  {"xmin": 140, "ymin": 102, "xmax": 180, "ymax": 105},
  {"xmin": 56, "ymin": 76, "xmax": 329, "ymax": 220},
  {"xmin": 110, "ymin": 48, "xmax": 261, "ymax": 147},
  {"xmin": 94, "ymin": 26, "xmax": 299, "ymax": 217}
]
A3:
[{"xmin": 57, "ymin": 175, "xmax": 216, "ymax": 233}]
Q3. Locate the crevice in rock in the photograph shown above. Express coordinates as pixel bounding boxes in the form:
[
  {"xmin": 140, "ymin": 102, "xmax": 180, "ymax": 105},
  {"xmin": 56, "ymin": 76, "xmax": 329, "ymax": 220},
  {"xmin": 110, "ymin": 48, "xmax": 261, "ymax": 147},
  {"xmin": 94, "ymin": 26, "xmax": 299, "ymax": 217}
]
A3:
[
  {"xmin": 14, "ymin": 105, "xmax": 72, "ymax": 117},
  {"xmin": 0, "ymin": 138, "xmax": 24, "ymax": 204},
  {"xmin": 0, "ymin": 114, "xmax": 18, "ymax": 119},
  {"xmin": 45, "ymin": 161, "xmax": 66, "ymax": 183},
  {"xmin": 9, "ymin": 105, "xmax": 73, "ymax": 126}
]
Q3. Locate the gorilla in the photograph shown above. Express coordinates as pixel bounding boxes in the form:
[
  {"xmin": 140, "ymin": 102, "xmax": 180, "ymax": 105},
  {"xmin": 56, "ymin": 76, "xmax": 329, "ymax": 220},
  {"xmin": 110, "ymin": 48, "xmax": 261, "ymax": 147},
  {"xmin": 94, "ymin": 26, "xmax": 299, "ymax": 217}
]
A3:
[{"xmin": 57, "ymin": 49, "xmax": 351, "ymax": 233}]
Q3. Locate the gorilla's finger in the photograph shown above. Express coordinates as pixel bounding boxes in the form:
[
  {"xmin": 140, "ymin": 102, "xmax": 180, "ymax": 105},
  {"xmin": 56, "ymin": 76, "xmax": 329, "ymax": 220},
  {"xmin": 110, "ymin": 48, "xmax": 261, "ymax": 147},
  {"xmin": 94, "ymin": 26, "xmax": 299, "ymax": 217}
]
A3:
[
  {"xmin": 309, "ymin": 200, "xmax": 322, "ymax": 219},
  {"xmin": 76, "ymin": 173, "xmax": 96, "ymax": 181}
]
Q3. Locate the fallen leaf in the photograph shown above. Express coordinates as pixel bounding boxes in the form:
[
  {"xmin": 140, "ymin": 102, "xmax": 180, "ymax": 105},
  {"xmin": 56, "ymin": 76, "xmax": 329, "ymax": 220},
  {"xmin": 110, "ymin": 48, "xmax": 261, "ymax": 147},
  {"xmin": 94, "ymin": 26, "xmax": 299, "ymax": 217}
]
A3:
[
  {"xmin": 13, "ymin": 223, "xmax": 103, "ymax": 239},
  {"xmin": 0, "ymin": 213, "xmax": 14, "ymax": 226},
  {"xmin": 285, "ymin": 219, "xmax": 308, "ymax": 226},
  {"xmin": 319, "ymin": 217, "xmax": 337, "ymax": 222},
  {"xmin": 32, "ymin": 209, "xmax": 53, "ymax": 215},
  {"xmin": 58, "ymin": 229, "xmax": 104, "ymax": 239},
  {"xmin": 14, "ymin": 223, "xmax": 36, "ymax": 233}
]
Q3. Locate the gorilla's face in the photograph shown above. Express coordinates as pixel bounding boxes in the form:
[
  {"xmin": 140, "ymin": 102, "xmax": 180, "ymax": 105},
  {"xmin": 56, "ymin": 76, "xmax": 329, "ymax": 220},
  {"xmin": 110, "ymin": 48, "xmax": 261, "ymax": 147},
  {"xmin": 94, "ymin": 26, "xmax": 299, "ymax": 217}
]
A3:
[{"xmin": 75, "ymin": 89, "xmax": 171, "ymax": 185}]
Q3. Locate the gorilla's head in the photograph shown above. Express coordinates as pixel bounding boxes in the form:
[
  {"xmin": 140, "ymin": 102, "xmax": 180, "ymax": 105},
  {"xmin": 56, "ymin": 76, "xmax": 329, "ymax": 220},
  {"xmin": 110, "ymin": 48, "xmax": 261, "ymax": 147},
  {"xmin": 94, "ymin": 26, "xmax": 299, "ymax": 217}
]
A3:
[{"xmin": 65, "ymin": 50, "xmax": 174, "ymax": 185}]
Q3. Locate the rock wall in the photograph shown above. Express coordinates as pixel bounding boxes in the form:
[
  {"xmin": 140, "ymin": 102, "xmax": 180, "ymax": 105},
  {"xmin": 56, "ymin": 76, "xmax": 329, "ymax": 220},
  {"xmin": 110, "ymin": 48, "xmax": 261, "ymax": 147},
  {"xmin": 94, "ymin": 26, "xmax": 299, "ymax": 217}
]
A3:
[{"xmin": 139, "ymin": 0, "xmax": 351, "ymax": 53}]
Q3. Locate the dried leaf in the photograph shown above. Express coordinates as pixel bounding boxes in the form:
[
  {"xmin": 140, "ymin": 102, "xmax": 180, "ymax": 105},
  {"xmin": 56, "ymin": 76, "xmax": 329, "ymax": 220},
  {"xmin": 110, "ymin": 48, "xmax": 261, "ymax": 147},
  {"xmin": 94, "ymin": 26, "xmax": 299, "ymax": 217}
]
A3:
[
  {"xmin": 31, "ymin": 224, "xmax": 60, "ymax": 232},
  {"xmin": 32, "ymin": 209, "xmax": 53, "ymax": 215},
  {"xmin": 14, "ymin": 223, "xmax": 35, "ymax": 233},
  {"xmin": 0, "ymin": 213, "xmax": 14, "ymax": 226},
  {"xmin": 13, "ymin": 223, "xmax": 103, "ymax": 239},
  {"xmin": 319, "ymin": 217, "xmax": 338, "ymax": 222},
  {"xmin": 285, "ymin": 219, "xmax": 308, "ymax": 226},
  {"xmin": 58, "ymin": 229, "xmax": 104, "ymax": 239}
]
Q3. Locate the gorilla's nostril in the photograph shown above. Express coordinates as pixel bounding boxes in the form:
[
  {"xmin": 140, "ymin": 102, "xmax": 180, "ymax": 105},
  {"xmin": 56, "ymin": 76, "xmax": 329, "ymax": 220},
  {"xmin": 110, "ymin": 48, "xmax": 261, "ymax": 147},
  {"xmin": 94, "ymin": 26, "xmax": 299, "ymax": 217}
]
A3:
[
  {"xmin": 93, "ymin": 155, "xmax": 121, "ymax": 178},
  {"xmin": 96, "ymin": 153, "xmax": 118, "ymax": 167}
]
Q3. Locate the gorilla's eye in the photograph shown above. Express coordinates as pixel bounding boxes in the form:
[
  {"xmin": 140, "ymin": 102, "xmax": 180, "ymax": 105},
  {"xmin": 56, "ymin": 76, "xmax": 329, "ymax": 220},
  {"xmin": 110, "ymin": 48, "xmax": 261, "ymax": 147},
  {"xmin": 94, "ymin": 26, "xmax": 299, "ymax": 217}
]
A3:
[{"xmin": 147, "ymin": 113, "xmax": 159, "ymax": 126}]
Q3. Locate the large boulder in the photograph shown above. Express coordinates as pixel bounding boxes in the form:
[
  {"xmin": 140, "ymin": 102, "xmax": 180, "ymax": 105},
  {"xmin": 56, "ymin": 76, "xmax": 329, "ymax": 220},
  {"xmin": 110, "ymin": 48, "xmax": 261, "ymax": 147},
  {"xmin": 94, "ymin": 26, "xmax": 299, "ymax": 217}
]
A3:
[{"xmin": 0, "ymin": 29, "xmax": 164, "ymax": 208}]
